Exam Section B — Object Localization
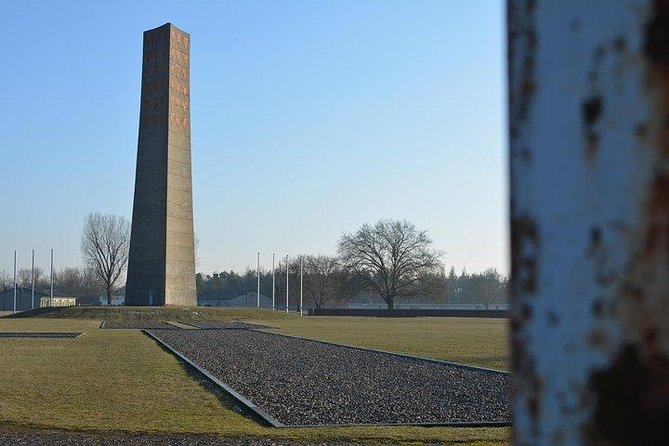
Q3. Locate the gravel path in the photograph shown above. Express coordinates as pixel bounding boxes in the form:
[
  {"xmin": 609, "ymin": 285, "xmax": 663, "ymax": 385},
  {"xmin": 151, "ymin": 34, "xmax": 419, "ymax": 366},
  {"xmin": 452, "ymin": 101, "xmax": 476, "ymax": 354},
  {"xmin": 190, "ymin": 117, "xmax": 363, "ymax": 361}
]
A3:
[
  {"xmin": 0, "ymin": 332, "xmax": 82, "ymax": 338},
  {"xmin": 0, "ymin": 428, "xmax": 360, "ymax": 446},
  {"xmin": 102, "ymin": 320, "xmax": 176, "ymax": 329},
  {"xmin": 147, "ymin": 329, "xmax": 510, "ymax": 426},
  {"xmin": 190, "ymin": 321, "xmax": 274, "ymax": 330},
  {"xmin": 101, "ymin": 320, "xmax": 272, "ymax": 330}
]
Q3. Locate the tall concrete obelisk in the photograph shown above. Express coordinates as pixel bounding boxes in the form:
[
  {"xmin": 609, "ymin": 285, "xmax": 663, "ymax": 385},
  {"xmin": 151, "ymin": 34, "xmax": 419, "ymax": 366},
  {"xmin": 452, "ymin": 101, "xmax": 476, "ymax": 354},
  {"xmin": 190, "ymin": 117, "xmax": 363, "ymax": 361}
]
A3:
[{"xmin": 125, "ymin": 23, "xmax": 196, "ymax": 306}]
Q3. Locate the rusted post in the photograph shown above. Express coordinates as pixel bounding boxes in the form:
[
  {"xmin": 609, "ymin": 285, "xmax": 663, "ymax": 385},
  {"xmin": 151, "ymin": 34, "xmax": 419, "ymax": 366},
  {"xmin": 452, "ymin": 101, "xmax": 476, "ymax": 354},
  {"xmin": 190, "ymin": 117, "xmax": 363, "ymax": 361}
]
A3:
[{"xmin": 509, "ymin": 1, "xmax": 669, "ymax": 444}]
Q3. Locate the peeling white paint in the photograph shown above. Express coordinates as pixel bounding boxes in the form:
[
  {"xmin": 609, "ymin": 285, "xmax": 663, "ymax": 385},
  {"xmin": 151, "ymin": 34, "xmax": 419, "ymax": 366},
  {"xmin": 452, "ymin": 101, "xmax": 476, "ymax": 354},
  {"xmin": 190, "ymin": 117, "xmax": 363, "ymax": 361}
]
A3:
[{"xmin": 510, "ymin": 1, "xmax": 669, "ymax": 444}]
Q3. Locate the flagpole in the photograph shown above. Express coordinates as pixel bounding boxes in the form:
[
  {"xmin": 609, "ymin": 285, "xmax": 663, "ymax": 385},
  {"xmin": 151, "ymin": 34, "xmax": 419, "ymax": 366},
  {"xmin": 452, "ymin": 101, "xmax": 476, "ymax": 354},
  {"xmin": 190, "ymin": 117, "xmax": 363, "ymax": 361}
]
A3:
[
  {"xmin": 31, "ymin": 249, "xmax": 35, "ymax": 310},
  {"xmin": 13, "ymin": 250, "xmax": 17, "ymax": 314}
]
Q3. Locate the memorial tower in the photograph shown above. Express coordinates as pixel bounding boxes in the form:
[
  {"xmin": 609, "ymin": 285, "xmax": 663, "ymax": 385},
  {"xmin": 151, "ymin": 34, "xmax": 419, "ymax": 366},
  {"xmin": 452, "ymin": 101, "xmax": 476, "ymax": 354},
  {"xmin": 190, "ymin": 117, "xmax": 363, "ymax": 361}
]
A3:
[{"xmin": 125, "ymin": 23, "xmax": 196, "ymax": 306}]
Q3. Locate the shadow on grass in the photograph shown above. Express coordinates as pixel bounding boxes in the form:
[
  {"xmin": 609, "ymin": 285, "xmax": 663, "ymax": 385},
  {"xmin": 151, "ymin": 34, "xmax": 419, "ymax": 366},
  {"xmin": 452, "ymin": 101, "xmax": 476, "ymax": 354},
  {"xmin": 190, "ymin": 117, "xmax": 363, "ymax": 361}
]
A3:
[{"xmin": 142, "ymin": 331, "xmax": 272, "ymax": 428}]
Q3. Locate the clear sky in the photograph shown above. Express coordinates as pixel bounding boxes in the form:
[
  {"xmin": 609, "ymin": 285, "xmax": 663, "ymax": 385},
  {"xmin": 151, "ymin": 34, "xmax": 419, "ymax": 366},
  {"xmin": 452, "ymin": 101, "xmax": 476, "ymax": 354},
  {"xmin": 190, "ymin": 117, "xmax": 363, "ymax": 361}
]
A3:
[{"xmin": 0, "ymin": 1, "xmax": 507, "ymax": 276}]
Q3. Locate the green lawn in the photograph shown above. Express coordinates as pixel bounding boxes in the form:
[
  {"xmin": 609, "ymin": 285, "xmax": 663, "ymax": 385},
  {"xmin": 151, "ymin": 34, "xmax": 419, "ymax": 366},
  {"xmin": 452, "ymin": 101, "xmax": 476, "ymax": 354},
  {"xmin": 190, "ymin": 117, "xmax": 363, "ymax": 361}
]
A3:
[{"xmin": 0, "ymin": 310, "xmax": 510, "ymax": 445}]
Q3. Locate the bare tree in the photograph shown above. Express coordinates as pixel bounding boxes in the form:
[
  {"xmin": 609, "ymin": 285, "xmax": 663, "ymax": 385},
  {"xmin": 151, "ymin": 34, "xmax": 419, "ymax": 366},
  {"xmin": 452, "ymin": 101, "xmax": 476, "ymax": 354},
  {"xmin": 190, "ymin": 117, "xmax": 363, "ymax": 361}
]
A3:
[
  {"xmin": 54, "ymin": 266, "xmax": 103, "ymax": 304},
  {"xmin": 300, "ymin": 254, "xmax": 342, "ymax": 309},
  {"xmin": 338, "ymin": 219, "xmax": 442, "ymax": 310},
  {"xmin": 81, "ymin": 213, "xmax": 130, "ymax": 306},
  {"xmin": 0, "ymin": 269, "xmax": 11, "ymax": 292},
  {"xmin": 54, "ymin": 267, "xmax": 82, "ymax": 294},
  {"xmin": 17, "ymin": 268, "xmax": 32, "ymax": 288},
  {"xmin": 469, "ymin": 268, "xmax": 507, "ymax": 308},
  {"xmin": 17, "ymin": 267, "xmax": 43, "ymax": 289}
]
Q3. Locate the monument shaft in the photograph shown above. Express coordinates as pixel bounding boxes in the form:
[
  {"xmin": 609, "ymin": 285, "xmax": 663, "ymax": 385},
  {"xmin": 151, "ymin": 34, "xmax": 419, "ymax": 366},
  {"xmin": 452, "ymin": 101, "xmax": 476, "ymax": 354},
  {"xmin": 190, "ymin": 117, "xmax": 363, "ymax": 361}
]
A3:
[{"xmin": 125, "ymin": 23, "xmax": 196, "ymax": 306}]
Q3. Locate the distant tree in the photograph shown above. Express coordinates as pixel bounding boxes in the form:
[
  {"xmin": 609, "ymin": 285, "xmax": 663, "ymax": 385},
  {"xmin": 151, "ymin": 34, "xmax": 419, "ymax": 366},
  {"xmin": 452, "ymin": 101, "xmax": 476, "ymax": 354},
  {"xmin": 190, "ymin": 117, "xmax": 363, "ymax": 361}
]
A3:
[
  {"xmin": 54, "ymin": 268, "xmax": 79, "ymax": 294},
  {"xmin": 81, "ymin": 213, "xmax": 130, "ymax": 306},
  {"xmin": 444, "ymin": 266, "xmax": 459, "ymax": 304},
  {"xmin": 299, "ymin": 254, "xmax": 342, "ymax": 309},
  {"xmin": 338, "ymin": 219, "xmax": 442, "ymax": 310},
  {"xmin": 421, "ymin": 266, "xmax": 446, "ymax": 303},
  {"xmin": 53, "ymin": 267, "xmax": 100, "ymax": 300},
  {"xmin": 443, "ymin": 267, "xmax": 509, "ymax": 306},
  {"xmin": 195, "ymin": 272, "xmax": 206, "ymax": 293},
  {"xmin": 17, "ymin": 267, "xmax": 44, "ymax": 289},
  {"xmin": 79, "ymin": 267, "xmax": 104, "ymax": 302},
  {"xmin": 470, "ymin": 268, "xmax": 508, "ymax": 307},
  {"xmin": 0, "ymin": 269, "xmax": 11, "ymax": 292}
]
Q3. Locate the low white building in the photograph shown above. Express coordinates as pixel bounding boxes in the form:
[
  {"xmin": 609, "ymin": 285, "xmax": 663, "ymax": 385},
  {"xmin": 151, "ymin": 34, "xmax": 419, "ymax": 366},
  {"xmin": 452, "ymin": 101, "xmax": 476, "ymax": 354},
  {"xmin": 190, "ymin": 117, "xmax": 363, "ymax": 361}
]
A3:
[{"xmin": 40, "ymin": 296, "xmax": 77, "ymax": 308}]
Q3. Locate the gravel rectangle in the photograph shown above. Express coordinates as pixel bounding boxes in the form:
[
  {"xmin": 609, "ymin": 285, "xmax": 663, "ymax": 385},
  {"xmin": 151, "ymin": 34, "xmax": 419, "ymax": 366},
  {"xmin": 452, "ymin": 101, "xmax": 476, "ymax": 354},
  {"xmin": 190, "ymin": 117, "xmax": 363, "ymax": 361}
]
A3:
[
  {"xmin": 0, "ymin": 332, "xmax": 83, "ymax": 339},
  {"xmin": 102, "ymin": 320, "xmax": 176, "ymax": 329},
  {"xmin": 147, "ymin": 329, "xmax": 510, "ymax": 426},
  {"xmin": 189, "ymin": 321, "xmax": 273, "ymax": 330}
]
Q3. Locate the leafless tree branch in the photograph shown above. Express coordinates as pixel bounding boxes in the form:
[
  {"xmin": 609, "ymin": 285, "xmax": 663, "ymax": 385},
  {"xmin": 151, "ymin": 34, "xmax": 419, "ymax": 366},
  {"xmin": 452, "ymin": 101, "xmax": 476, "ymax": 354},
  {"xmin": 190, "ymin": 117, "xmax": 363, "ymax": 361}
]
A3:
[
  {"xmin": 81, "ymin": 212, "xmax": 130, "ymax": 305},
  {"xmin": 337, "ymin": 219, "xmax": 442, "ymax": 309}
]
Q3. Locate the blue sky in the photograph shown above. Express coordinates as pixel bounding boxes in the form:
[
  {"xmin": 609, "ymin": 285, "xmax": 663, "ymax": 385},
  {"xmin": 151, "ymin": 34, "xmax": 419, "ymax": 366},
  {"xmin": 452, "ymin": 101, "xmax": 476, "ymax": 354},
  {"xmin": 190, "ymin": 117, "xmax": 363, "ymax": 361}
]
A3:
[{"xmin": 0, "ymin": 1, "xmax": 507, "ymax": 276}]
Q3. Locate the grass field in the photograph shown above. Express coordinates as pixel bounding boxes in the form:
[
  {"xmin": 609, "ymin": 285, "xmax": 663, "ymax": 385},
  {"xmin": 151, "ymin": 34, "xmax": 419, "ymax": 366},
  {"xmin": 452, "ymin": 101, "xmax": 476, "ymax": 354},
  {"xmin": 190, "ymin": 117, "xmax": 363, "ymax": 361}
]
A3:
[{"xmin": 0, "ymin": 309, "xmax": 510, "ymax": 445}]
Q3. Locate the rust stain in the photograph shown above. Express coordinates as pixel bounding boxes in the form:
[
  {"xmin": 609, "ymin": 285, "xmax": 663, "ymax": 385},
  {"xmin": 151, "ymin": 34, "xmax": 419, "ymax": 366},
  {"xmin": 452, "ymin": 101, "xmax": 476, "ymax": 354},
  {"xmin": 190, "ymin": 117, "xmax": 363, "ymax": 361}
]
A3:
[
  {"xmin": 643, "ymin": 173, "xmax": 669, "ymax": 256},
  {"xmin": 589, "ymin": 346, "xmax": 669, "ymax": 444},
  {"xmin": 587, "ymin": 1, "xmax": 669, "ymax": 443},
  {"xmin": 582, "ymin": 95, "xmax": 603, "ymax": 162},
  {"xmin": 508, "ymin": 3, "xmax": 542, "ymax": 444},
  {"xmin": 636, "ymin": 122, "xmax": 649, "ymax": 139},
  {"xmin": 546, "ymin": 311, "xmax": 560, "ymax": 326},
  {"xmin": 587, "ymin": 330, "xmax": 609, "ymax": 349},
  {"xmin": 512, "ymin": 337, "xmax": 544, "ymax": 441},
  {"xmin": 614, "ymin": 36, "xmax": 627, "ymax": 53},
  {"xmin": 644, "ymin": 0, "xmax": 669, "ymax": 159},
  {"xmin": 508, "ymin": 0, "xmax": 537, "ymax": 143},
  {"xmin": 591, "ymin": 299, "xmax": 604, "ymax": 318},
  {"xmin": 644, "ymin": 0, "xmax": 669, "ymax": 65},
  {"xmin": 511, "ymin": 215, "xmax": 539, "ymax": 295}
]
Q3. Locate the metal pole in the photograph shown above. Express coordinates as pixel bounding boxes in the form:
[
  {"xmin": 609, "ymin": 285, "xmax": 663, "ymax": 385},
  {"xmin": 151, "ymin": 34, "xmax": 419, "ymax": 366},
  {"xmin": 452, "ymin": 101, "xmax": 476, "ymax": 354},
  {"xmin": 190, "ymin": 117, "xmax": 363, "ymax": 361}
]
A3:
[
  {"xmin": 272, "ymin": 253, "xmax": 275, "ymax": 311},
  {"xmin": 257, "ymin": 251, "xmax": 260, "ymax": 308},
  {"xmin": 31, "ymin": 249, "xmax": 35, "ymax": 310},
  {"xmin": 300, "ymin": 256, "xmax": 303, "ymax": 316},
  {"xmin": 285, "ymin": 255, "xmax": 289, "ymax": 314},
  {"xmin": 49, "ymin": 248, "xmax": 53, "ymax": 307},
  {"xmin": 509, "ymin": 1, "xmax": 669, "ymax": 444},
  {"xmin": 13, "ymin": 250, "xmax": 17, "ymax": 314}
]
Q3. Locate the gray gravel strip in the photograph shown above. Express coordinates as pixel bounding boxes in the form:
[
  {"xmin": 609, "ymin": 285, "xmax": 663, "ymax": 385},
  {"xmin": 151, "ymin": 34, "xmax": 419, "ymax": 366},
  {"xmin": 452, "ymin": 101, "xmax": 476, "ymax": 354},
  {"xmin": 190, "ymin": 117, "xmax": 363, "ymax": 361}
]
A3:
[
  {"xmin": 147, "ymin": 329, "xmax": 511, "ymax": 426},
  {"xmin": 0, "ymin": 428, "xmax": 361, "ymax": 446},
  {"xmin": 0, "ymin": 332, "xmax": 82, "ymax": 338},
  {"xmin": 101, "ymin": 320, "xmax": 176, "ymax": 329},
  {"xmin": 190, "ymin": 321, "xmax": 274, "ymax": 330}
]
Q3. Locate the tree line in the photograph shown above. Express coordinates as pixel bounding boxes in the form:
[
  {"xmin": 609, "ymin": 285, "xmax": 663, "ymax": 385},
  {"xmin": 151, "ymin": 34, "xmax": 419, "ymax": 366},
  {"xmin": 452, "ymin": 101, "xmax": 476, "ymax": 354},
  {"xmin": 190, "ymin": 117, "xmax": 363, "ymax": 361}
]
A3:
[
  {"xmin": 0, "ymin": 265, "xmax": 103, "ymax": 305},
  {"xmin": 1, "ymin": 216, "xmax": 508, "ymax": 309},
  {"xmin": 0, "ymin": 212, "xmax": 129, "ymax": 305},
  {"xmin": 198, "ymin": 220, "xmax": 509, "ymax": 309},
  {"xmin": 197, "ymin": 263, "xmax": 508, "ymax": 309}
]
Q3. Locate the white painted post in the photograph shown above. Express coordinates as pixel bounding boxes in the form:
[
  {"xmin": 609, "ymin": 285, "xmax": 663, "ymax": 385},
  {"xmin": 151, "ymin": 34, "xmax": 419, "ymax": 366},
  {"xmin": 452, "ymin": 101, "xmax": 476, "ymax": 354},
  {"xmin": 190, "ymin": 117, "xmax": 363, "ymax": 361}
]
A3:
[
  {"xmin": 12, "ymin": 250, "xmax": 17, "ymax": 314},
  {"xmin": 285, "ymin": 255, "xmax": 289, "ymax": 314},
  {"xmin": 509, "ymin": 1, "xmax": 669, "ymax": 444},
  {"xmin": 272, "ymin": 253, "xmax": 275, "ymax": 311},
  {"xmin": 300, "ymin": 256, "xmax": 303, "ymax": 316},
  {"xmin": 257, "ymin": 251, "xmax": 260, "ymax": 308}
]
